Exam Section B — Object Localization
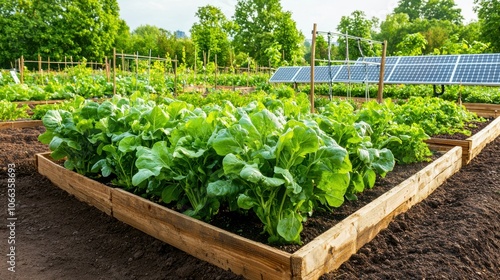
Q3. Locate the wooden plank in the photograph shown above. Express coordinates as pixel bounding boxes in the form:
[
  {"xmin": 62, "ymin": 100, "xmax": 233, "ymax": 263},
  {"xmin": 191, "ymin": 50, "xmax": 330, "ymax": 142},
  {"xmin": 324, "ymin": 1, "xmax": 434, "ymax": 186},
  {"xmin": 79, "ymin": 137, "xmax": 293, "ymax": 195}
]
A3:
[
  {"xmin": 467, "ymin": 116, "xmax": 500, "ymax": 161},
  {"xmin": 292, "ymin": 147, "xmax": 462, "ymax": 279},
  {"xmin": 36, "ymin": 153, "xmax": 112, "ymax": 215},
  {"xmin": 463, "ymin": 103, "xmax": 500, "ymax": 117},
  {"xmin": 14, "ymin": 100, "xmax": 64, "ymax": 106},
  {"xmin": 0, "ymin": 120, "xmax": 43, "ymax": 130},
  {"xmin": 111, "ymin": 188, "xmax": 292, "ymax": 280}
]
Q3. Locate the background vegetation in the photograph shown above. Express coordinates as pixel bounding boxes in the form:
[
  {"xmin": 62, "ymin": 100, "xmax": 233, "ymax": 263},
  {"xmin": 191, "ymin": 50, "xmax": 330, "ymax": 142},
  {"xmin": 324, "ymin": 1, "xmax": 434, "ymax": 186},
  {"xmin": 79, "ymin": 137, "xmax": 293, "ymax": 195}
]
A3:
[{"xmin": 1, "ymin": 0, "xmax": 499, "ymax": 69}]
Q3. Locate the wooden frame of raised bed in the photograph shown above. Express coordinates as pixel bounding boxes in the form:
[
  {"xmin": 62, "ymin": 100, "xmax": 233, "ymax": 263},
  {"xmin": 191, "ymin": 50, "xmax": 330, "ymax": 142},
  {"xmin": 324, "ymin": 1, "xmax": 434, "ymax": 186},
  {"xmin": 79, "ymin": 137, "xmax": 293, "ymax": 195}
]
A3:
[
  {"xmin": 0, "ymin": 120, "xmax": 43, "ymax": 130},
  {"xmin": 35, "ymin": 145, "xmax": 462, "ymax": 279},
  {"xmin": 425, "ymin": 116, "xmax": 500, "ymax": 165},
  {"xmin": 463, "ymin": 103, "xmax": 500, "ymax": 118}
]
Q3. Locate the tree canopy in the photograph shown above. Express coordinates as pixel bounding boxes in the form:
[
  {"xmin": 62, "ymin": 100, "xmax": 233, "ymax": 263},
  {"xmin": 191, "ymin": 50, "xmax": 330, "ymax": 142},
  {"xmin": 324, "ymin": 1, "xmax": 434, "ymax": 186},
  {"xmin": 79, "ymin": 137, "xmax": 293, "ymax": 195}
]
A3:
[
  {"xmin": 190, "ymin": 5, "xmax": 234, "ymax": 67},
  {"xmin": 475, "ymin": 0, "xmax": 500, "ymax": 52},
  {"xmin": 0, "ymin": 0, "xmax": 122, "ymax": 68},
  {"xmin": 232, "ymin": 0, "xmax": 304, "ymax": 66}
]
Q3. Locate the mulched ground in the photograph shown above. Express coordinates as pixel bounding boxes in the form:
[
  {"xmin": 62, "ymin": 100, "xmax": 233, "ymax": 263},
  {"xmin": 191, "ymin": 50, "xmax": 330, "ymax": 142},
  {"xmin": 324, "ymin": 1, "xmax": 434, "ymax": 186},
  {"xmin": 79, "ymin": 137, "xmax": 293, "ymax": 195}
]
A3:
[{"xmin": 0, "ymin": 126, "xmax": 498, "ymax": 280}]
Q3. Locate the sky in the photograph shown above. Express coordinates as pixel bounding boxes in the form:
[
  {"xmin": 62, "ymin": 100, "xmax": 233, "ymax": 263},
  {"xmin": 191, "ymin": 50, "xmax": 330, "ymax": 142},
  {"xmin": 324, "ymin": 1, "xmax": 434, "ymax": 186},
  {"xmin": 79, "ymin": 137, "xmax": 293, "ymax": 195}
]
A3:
[{"xmin": 117, "ymin": 0, "xmax": 478, "ymax": 36}]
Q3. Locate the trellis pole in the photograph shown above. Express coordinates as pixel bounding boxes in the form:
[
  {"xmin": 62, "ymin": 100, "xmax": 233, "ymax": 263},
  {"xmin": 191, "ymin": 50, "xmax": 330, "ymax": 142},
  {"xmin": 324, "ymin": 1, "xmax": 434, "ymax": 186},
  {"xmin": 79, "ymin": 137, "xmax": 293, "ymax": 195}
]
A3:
[
  {"xmin": 377, "ymin": 40, "xmax": 387, "ymax": 103},
  {"xmin": 310, "ymin": 23, "xmax": 317, "ymax": 114}
]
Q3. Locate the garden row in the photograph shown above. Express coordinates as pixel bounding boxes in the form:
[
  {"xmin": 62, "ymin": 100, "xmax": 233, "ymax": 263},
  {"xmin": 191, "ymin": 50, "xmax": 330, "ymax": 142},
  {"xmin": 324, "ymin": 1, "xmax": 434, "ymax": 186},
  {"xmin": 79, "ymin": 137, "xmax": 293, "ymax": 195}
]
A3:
[
  {"xmin": 2, "ymin": 65, "xmax": 500, "ymax": 105},
  {"xmin": 35, "ymin": 90, "xmax": 500, "ymax": 279}
]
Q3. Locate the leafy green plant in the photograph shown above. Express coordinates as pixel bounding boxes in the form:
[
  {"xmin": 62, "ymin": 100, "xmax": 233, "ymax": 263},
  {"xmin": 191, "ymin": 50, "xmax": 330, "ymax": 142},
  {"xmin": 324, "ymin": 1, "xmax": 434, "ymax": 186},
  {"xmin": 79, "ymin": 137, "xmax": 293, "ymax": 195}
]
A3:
[{"xmin": 0, "ymin": 101, "xmax": 29, "ymax": 121}]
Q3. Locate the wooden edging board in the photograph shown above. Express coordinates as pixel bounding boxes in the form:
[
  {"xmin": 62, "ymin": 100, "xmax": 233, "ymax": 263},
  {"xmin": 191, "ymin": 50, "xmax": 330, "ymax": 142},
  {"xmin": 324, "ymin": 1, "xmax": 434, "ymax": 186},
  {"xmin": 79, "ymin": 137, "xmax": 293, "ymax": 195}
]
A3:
[
  {"xmin": 0, "ymin": 120, "xmax": 43, "ymax": 130},
  {"xmin": 463, "ymin": 102, "xmax": 500, "ymax": 118},
  {"xmin": 425, "ymin": 116, "xmax": 500, "ymax": 165},
  {"xmin": 14, "ymin": 100, "xmax": 64, "ymax": 106},
  {"xmin": 35, "ymin": 146, "xmax": 462, "ymax": 280},
  {"xmin": 35, "ymin": 153, "xmax": 112, "ymax": 215}
]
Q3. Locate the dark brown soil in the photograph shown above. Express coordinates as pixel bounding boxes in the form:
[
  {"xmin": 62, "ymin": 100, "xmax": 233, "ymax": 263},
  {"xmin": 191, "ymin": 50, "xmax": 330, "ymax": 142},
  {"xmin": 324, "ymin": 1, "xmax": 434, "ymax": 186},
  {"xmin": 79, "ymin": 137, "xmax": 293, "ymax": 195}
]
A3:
[{"xmin": 0, "ymin": 126, "xmax": 499, "ymax": 280}]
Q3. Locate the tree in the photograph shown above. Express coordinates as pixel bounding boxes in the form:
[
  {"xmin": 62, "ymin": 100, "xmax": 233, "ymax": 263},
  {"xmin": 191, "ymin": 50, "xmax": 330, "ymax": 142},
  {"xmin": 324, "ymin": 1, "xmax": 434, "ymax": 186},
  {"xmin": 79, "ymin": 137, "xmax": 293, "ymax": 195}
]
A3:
[
  {"xmin": 475, "ymin": 0, "xmax": 500, "ymax": 52},
  {"xmin": 233, "ymin": 0, "xmax": 303, "ymax": 66},
  {"xmin": 393, "ymin": 0, "xmax": 463, "ymax": 24},
  {"xmin": 337, "ymin": 11, "xmax": 377, "ymax": 60},
  {"xmin": 129, "ymin": 25, "xmax": 165, "ymax": 57},
  {"xmin": 421, "ymin": 0, "xmax": 463, "ymax": 24},
  {"xmin": 376, "ymin": 13, "xmax": 412, "ymax": 54},
  {"xmin": 0, "ymin": 0, "xmax": 122, "ymax": 68},
  {"xmin": 394, "ymin": 0, "xmax": 424, "ymax": 21},
  {"xmin": 396, "ymin": 33, "xmax": 428, "ymax": 55},
  {"xmin": 190, "ymin": 5, "xmax": 234, "ymax": 67}
]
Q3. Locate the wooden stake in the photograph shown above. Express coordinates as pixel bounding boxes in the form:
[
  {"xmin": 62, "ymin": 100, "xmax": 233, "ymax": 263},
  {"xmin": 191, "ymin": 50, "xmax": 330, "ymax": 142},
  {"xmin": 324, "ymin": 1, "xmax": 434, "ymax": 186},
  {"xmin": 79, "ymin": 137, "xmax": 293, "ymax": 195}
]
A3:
[
  {"xmin": 113, "ymin": 48, "xmax": 116, "ymax": 95},
  {"xmin": 174, "ymin": 55, "xmax": 178, "ymax": 95},
  {"xmin": 20, "ymin": 56, "xmax": 24, "ymax": 84},
  {"xmin": 310, "ymin": 23, "xmax": 317, "ymax": 114},
  {"xmin": 38, "ymin": 54, "xmax": 42, "ymax": 76},
  {"xmin": 377, "ymin": 40, "xmax": 387, "ymax": 103},
  {"xmin": 214, "ymin": 54, "xmax": 218, "ymax": 90}
]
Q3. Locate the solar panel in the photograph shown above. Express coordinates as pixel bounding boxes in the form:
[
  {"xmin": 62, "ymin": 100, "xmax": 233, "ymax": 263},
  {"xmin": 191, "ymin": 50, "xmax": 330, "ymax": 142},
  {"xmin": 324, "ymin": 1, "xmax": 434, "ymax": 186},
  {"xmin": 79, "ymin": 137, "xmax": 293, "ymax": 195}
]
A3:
[
  {"xmin": 398, "ymin": 55, "xmax": 458, "ymax": 65},
  {"xmin": 293, "ymin": 66, "xmax": 342, "ymax": 83},
  {"xmin": 387, "ymin": 64, "xmax": 455, "ymax": 84},
  {"xmin": 270, "ymin": 54, "xmax": 500, "ymax": 86},
  {"xmin": 459, "ymin": 53, "xmax": 500, "ymax": 64},
  {"xmin": 356, "ymin": 57, "xmax": 399, "ymax": 65},
  {"xmin": 452, "ymin": 64, "xmax": 500, "ymax": 84},
  {"xmin": 333, "ymin": 65, "xmax": 393, "ymax": 83},
  {"xmin": 269, "ymin": 67, "xmax": 301, "ymax": 83}
]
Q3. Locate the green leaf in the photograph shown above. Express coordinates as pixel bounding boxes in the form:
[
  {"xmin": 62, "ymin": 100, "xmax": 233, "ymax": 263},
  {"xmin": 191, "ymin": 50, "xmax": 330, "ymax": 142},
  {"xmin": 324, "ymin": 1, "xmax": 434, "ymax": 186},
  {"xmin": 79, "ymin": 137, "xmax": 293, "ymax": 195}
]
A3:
[
  {"xmin": 207, "ymin": 180, "xmax": 238, "ymax": 197},
  {"xmin": 237, "ymin": 193, "xmax": 256, "ymax": 210},
  {"xmin": 97, "ymin": 101, "xmax": 115, "ymax": 118},
  {"xmin": 277, "ymin": 210, "xmax": 303, "ymax": 244},
  {"xmin": 364, "ymin": 169, "xmax": 377, "ymax": 189},
  {"xmin": 222, "ymin": 154, "xmax": 246, "ymax": 175},
  {"xmin": 91, "ymin": 159, "xmax": 112, "ymax": 177},
  {"xmin": 371, "ymin": 148, "xmax": 395, "ymax": 176},
  {"xmin": 240, "ymin": 164, "xmax": 263, "ymax": 184},
  {"xmin": 42, "ymin": 110, "xmax": 62, "ymax": 130},
  {"xmin": 316, "ymin": 172, "xmax": 350, "ymax": 207},
  {"xmin": 118, "ymin": 135, "xmax": 140, "ymax": 153},
  {"xmin": 274, "ymin": 166, "xmax": 301, "ymax": 194},
  {"xmin": 212, "ymin": 128, "xmax": 244, "ymax": 156},
  {"xmin": 38, "ymin": 131, "xmax": 54, "ymax": 144},
  {"xmin": 132, "ymin": 169, "xmax": 156, "ymax": 186},
  {"xmin": 161, "ymin": 185, "xmax": 183, "ymax": 204},
  {"xmin": 144, "ymin": 106, "xmax": 169, "ymax": 131}
]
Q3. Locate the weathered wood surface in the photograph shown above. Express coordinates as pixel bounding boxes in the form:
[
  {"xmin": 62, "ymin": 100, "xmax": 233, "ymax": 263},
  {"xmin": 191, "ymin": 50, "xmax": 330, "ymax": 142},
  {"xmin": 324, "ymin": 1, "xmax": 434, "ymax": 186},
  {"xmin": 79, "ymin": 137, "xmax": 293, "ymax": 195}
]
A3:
[
  {"xmin": 0, "ymin": 120, "xmax": 43, "ymax": 130},
  {"xmin": 291, "ymin": 147, "xmax": 462, "ymax": 279},
  {"xmin": 425, "ymin": 116, "xmax": 500, "ymax": 164},
  {"xmin": 112, "ymin": 188, "xmax": 292, "ymax": 280},
  {"xmin": 463, "ymin": 103, "xmax": 500, "ymax": 117},
  {"xmin": 36, "ymin": 153, "xmax": 112, "ymax": 215}
]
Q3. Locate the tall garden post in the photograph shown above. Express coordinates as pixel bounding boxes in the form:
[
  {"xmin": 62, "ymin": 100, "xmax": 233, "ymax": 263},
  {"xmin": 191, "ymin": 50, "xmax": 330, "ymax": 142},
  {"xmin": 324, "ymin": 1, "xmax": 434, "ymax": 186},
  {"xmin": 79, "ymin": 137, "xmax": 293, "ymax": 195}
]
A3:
[
  {"xmin": 174, "ymin": 55, "xmax": 178, "ymax": 95},
  {"xmin": 113, "ymin": 48, "xmax": 117, "ymax": 95},
  {"xmin": 20, "ymin": 56, "xmax": 24, "ymax": 84},
  {"xmin": 310, "ymin": 23, "xmax": 317, "ymax": 114},
  {"xmin": 377, "ymin": 40, "xmax": 387, "ymax": 103}
]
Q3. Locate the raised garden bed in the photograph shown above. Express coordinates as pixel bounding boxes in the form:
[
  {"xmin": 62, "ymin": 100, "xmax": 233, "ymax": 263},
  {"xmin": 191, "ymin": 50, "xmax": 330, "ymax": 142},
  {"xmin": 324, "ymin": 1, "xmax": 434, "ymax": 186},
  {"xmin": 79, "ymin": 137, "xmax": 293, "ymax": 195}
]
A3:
[
  {"xmin": 425, "ymin": 116, "xmax": 500, "ymax": 165},
  {"xmin": 463, "ymin": 102, "xmax": 500, "ymax": 117},
  {"xmin": 36, "ymin": 144, "xmax": 462, "ymax": 280},
  {"xmin": 0, "ymin": 120, "xmax": 43, "ymax": 130}
]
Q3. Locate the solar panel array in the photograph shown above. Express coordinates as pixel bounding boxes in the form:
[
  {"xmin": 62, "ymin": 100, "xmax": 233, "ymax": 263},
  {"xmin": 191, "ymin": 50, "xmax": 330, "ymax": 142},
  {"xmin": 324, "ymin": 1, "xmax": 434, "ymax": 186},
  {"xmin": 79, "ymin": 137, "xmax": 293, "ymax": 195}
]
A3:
[{"xmin": 270, "ymin": 53, "xmax": 500, "ymax": 86}]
